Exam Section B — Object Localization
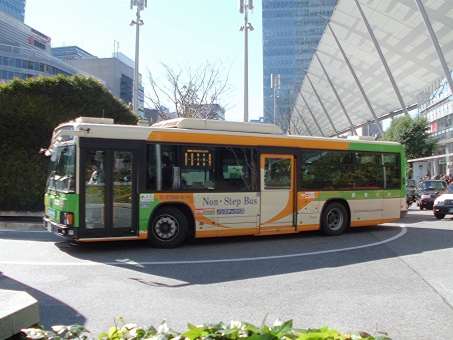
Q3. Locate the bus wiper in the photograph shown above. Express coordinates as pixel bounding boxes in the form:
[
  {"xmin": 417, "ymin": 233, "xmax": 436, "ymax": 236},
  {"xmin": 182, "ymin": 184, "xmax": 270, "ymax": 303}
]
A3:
[{"xmin": 54, "ymin": 171, "xmax": 61, "ymax": 197}]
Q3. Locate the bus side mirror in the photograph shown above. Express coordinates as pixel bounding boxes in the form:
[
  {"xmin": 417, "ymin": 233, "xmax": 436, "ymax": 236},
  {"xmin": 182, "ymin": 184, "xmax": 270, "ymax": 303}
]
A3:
[{"xmin": 50, "ymin": 148, "xmax": 57, "ymax": 162}]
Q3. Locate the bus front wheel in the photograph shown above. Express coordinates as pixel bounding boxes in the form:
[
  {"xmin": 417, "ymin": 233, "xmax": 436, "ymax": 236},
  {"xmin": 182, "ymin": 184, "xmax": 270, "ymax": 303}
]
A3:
[
  {"xmin": 321, "ymin": 202, "xmax": 348, "ymax": 236},
  {"xmin": 149, "ymin": 207, "xmax": 188, "ymax": 248}
]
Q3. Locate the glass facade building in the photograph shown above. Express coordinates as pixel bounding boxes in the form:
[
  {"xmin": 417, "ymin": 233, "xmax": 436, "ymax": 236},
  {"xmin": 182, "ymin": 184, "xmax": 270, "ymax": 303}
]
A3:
[
  {"xmin": 0, "ymin": 10, "xmax": 86, "ymax": 83},
  {"xmin": 262, "ymin": 0, "xmax": 338, "ymax": 130},
  {"xmin": 0, "ymin": 0, "xmax": 25, "ymax": 22}
]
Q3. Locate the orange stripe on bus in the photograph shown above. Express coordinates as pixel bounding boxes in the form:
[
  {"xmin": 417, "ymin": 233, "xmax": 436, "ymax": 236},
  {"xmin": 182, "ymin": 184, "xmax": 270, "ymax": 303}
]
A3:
[
  {"xmin": 78, "ymin": 234, "xmax": 147, "ymax": 242},
  {"xmin": 263, "ymin": 192, "xmax": 294, "ymax": 224},
  {"xmin": 350, "ymin": 219, "xmax": 383, "ymax": 227},
  {"xmin": 218, "ymin": 227, "xmax": 257, "ymax": 237},
  {"xmin": 296, "ymin": 192, "xmax": 321, "ymax": 211},
  {"xmin": 296, "ymin": 224, "xmax": 319, "ymax": 232}
]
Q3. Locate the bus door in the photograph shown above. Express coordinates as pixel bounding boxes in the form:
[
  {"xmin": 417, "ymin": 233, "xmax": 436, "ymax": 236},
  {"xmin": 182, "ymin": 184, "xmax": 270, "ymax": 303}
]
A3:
[
  {"xmin": 259, "ymin": 154, "xmax": 296, "ymax": 232},
  {"xmin": 80, "ymin": 147, "xmax": 137, "ymax": 238}
]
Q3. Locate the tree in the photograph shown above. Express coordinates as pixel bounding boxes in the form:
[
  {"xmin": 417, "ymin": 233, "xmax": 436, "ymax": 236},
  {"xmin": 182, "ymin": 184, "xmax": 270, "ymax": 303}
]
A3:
[
  {"xmin": 380, "ymin": 115, "xmax": 437, "ymax": 161},
  {"xmin": 146, "ymin": 60, "xmax": 236, "ymax": 120},
  {"xmin": 0, "ymin": 75, "xmax": 138, "ymax": 211}
]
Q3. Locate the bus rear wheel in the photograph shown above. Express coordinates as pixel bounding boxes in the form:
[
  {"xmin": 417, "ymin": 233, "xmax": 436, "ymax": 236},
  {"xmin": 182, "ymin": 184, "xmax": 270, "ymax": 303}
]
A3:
[
  {"xmin": 321, "ymin": 202, "xmax": 348, "ymax": 236},
  {"xmin": 149, "ymin": 207, "xmax": 188, "ymax": 248}
]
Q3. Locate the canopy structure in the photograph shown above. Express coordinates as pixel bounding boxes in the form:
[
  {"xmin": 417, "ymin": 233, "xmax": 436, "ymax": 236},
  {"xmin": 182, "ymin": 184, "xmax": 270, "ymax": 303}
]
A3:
[{"xmin": 290, "ymin": 0, "xmax": 453, "ymax": 137}]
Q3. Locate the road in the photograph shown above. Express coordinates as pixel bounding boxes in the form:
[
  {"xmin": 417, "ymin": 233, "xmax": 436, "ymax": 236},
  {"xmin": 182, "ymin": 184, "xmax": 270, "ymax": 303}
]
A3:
[{"xmin": 1, "ymin": 207, "xmax": 453, "ymax": 340}]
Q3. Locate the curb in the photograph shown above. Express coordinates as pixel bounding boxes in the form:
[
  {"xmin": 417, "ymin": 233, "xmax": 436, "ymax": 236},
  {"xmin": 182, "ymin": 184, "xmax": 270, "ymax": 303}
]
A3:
[
  {"xmin": 0, "ymin": 211, "xmax": 44, "ymax": 218},
  {"xmin": 0, "ymin": 211, "xmax": 44, "ymax": 231},
  {"xmin": 0, "ymin": 222, "xmax": 44, "ymax": 231}
]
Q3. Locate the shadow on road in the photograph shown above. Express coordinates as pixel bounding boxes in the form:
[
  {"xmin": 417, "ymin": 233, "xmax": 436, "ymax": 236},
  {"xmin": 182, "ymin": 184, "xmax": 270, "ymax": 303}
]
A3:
[
  {"xmin": 0, "ymin": 273, "xmax": 86, "ymax": 330},
  {"xmin": 3, "ymin": 208, "xmax": 452, "ymax": 286},
  {"xmin": 46, "ymin": 218, "xmax": 453, "ymax": 286}
]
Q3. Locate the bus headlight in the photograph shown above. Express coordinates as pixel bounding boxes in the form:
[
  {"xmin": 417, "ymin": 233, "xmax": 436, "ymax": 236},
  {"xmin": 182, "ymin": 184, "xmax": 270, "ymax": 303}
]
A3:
[{"xmin": 60, "ymin": 212, "xmax": 74, "ymax": 226}]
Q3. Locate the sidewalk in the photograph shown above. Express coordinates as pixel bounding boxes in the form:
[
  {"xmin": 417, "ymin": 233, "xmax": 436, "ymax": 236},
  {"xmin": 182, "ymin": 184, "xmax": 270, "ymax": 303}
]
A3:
[{"xmin": 0, "ymin": 211, "xmax": 44, "ymax": 231}]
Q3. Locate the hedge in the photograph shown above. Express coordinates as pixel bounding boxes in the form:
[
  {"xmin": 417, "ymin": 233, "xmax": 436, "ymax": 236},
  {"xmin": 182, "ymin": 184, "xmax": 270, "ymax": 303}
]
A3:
[{"xmin": 0, "ymin": 75, "xmax": 138, "ymax": 211}]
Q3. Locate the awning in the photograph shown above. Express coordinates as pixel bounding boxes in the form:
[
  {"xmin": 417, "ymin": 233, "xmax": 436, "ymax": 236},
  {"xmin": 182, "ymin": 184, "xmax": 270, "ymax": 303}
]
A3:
[
  {"xmin": 291, "ymin": 0, "xmax": 453, "ymax": 137},
  {"xmin": 407, "ymin": 152, "xmax": 453, "ymax": 163}
]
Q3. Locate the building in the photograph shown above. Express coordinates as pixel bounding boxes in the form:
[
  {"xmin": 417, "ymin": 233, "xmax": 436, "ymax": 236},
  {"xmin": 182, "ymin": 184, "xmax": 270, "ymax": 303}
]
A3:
[
  {"xmin": 62, "ymin": 52, "xmax": 144, "ymax": 117},
  {"xmin": 180, "ymin": 103, "xmax": 225, "ymax": 120},
  {"xmin": 0, "ymin": 1, "xmax": 143, "ymax": 116},
  {"xmin": 51, "ymin": 46, "xmax": 95, "ymax": 61},
  {"xmin": 262, "ymin": 0, "xmax": 338, "ymax": 129},
  {"xmin": 0, "ymin": 0, "xmax": 25, "ymax": 22},
  {"xmin": 0, "ymin": 10, "xmax": 91, "ymax": 82},
  {"xmin": 198, "ymin": 104, "xmax": 225, "ymax": 120},
  {"xmin": 409, "ymin": 72, "xmax": 453, "ymax": 179}
]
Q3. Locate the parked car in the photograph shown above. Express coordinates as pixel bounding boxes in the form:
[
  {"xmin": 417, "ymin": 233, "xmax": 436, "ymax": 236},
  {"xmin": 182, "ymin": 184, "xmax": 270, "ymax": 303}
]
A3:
[
  {"xmin": 433, "ymin": 182, "xmax": 453, "ymax": 219},
  {"xmin": 406, "ymin": 178, "xmax": 417, "ymax": 208},
  {"xmin": 415, "ymin": 180, "xmax": 448, "ymax": 210}
]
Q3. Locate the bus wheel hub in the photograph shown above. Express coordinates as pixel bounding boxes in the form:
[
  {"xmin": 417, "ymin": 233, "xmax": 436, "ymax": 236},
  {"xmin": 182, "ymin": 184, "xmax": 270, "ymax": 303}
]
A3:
[{"xmin": 155, "ymin": 217, "xmax": 177, "ymax": 239}]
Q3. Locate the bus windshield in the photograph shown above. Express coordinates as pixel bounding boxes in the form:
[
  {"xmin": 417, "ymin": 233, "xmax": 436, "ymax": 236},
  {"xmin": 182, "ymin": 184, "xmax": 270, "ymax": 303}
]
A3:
[{"xmin": 46, "ymin": 144, "xmax": 76, "ymax": 193}]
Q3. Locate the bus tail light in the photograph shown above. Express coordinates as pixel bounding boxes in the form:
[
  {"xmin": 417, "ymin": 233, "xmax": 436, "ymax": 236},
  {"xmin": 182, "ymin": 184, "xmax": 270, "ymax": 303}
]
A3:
[{"xmin": 61, "ymin": 212, "xmax": 74, "ymax": 226}]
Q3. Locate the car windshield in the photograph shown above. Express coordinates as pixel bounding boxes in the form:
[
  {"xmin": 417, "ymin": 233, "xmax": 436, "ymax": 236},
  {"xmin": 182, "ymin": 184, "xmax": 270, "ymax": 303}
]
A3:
[
  {"xmin": 407, "ymin": 179, "xmax": 416, "ymax": 187},
  {"xmin": 420, "ymin": 181, "xmax": 447, "ymax": 190}
]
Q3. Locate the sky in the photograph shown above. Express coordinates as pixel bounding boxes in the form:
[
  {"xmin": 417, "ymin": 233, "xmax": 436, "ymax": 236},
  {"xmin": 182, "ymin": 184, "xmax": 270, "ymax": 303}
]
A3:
[{"xmin": 24, "ymin": 0, "xmax": 263, "ymax": 122}]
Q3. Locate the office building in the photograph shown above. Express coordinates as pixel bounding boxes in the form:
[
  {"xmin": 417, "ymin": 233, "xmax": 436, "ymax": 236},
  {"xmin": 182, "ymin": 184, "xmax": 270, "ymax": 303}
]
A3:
[
  {"xmin": 63, "ymin": 52, "xmax": 144, "ymax": 117},
  {"xmin": 0, "ymin": 0, "xmax": 25, "ymax": 22},
  {"xmin": 198, "ymin": 104, "xmax": 225, "ymax": 120},
  {"xmin": 51, "ymin": 46, "xmax": 95, "ymax": 61},
  {"xmin": 0, "ymin": 3, "xmax": 142, "ymax": 115},
  {"xmin": 0, "ymin": 10, "xmax": 91, "ymax": 82},
  {"xmin": 262, "ymin": 0, "xmax": 338, "ymax": 129},
  {"xmin": 410, "ymin": 73, "xmax": 453, "ymax": 179}
]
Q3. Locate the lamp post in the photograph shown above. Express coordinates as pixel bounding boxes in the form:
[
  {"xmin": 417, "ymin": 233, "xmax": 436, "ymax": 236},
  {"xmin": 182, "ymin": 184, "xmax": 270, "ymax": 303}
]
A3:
[
  {"xmin": 239, "ymin": 0, "xmax": 253, "ymax": 123},
  {"xmin": 130, "ymin": 0, "xmax": 146, "ymax": 116},
  {"xmin": 270, "ymin": 73, "xmax": 280, "ymax": 125}
]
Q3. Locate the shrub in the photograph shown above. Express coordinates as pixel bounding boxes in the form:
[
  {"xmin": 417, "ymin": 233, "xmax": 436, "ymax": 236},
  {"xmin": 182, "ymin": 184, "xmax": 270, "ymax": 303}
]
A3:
[
  {"xmin": 21, "ymin": 318, "xmax": 392, "ymax": 340},
  {"xmin": 0, "ymin": 75, "xmax": 138, "ymax": 211}
]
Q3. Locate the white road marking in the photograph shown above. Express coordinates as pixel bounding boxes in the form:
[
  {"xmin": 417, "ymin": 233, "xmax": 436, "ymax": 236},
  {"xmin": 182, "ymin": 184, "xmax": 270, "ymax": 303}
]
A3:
[{"xmin": 0, "ymin": 226, "xmax": 406, "ymax": 266}]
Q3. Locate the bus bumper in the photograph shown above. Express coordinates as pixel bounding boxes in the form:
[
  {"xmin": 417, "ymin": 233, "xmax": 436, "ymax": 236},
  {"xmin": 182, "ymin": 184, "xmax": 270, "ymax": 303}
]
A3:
[{"xmin": 43, "ymin": 217, "xmax": 78, "ymax": 239}]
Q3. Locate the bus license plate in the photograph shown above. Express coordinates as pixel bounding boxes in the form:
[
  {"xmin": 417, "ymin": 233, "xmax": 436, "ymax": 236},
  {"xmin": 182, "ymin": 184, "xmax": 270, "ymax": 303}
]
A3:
[{"xmin": 47, "ymin": 208, "xmax": 56, "ymax": 218}]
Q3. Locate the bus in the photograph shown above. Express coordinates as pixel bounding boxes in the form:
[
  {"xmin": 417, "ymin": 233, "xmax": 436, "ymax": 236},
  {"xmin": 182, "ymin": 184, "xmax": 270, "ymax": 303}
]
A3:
[{"xmin": 42, "ymin": 117, "xmax": 407, "ymax": 248}]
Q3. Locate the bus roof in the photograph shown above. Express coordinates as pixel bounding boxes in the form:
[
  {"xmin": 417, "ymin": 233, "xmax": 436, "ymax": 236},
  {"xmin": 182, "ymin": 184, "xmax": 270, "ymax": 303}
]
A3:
[
  {"xmin": 52, "ymin": 117, "xmax": 402, "ymax": 153},
  {"xmin": 152, "ymin": 118, "xmax": 283, "ymax": 135}
]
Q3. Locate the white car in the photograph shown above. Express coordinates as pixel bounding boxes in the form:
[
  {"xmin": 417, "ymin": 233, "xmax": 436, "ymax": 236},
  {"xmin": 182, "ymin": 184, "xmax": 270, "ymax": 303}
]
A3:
[{"xmin": 433, "ymin": 183, "xmax": 453, "ymax": 220}]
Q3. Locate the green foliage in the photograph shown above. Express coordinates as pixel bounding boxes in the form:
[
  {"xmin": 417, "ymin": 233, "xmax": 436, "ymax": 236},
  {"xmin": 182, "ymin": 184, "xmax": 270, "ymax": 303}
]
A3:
[
  {"xmin": 20, "ymin": 318, "xmax": 392, "ymax": 340},
  {"xmin": 0, "ymin": 75, "xmax": 138, "ymax": 211},
  {"xmin": 379, "ymin": 115, "xmax": 437, "ymax": 160}
]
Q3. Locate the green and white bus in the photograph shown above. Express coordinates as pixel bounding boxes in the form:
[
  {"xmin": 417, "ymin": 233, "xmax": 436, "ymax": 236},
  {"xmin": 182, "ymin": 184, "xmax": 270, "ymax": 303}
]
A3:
[{"xmin": 42, "ymin": 117, "xmax": 407, "ymax": 248}]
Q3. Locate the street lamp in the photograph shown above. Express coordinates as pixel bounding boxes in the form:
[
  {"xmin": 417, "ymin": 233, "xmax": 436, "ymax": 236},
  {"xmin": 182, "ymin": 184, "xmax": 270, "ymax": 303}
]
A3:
[
  {"xmin": 130, "ymin": 0, "xmax": 147, "ymax": 116},
  {"xmin": 270, "ymin": 73, "xmax": 280, "ymax": 125},
  {"xmin": 239, "ymin": 0, "xmax": 253, "ymax": 123}
]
